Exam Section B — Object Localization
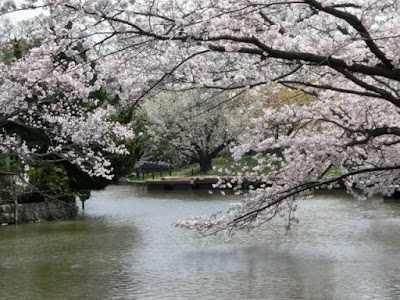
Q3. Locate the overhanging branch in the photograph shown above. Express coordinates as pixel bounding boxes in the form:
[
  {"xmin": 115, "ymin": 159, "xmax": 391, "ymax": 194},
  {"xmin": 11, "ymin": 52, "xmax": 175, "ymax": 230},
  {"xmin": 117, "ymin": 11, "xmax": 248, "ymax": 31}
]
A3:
[{"xmin": 232, "ymin": 163, "xmax": 400, "ymax": 225}]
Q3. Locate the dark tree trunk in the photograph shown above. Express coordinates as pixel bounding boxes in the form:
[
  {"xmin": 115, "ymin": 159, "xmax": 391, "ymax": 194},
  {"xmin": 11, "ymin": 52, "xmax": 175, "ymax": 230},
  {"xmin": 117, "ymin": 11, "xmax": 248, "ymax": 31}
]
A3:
[{"xmin": 199, "ymin": 156, "xmax": 213, "ymax": 172}]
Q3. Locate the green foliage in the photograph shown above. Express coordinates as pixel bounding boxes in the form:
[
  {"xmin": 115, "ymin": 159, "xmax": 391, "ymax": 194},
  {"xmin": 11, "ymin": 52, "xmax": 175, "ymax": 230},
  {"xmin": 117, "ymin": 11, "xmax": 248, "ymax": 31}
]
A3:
[
  {"xmin": 0, "ymin": 38, "xmax": 30, "ymax": 64},
  {"xmin": 28, "ymin": 163, "xmax": 70, "ymax": 196},
  {"xmin": 110, "ymin": 139, "xmax": 143, "ymax": 179},
  {"xmin": 247, "ymin": 84, "xmax": 317, "ymax": 111},
  {"xmin": 61, "ymin": 162, "xmax": 109, "ymax": 193},
  {"xmin": 0, "ymin": 156, "xmax": 20, "ymax": 173},
  {"xmin": 12, "ymin": 38, "xmax": 26, "ymax": 59}
]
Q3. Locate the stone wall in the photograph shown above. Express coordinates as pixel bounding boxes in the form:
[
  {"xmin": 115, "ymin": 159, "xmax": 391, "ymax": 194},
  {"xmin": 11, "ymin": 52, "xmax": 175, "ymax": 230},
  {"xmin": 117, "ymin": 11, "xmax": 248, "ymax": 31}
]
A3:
[{"xmin": 0, "ymin": 200, "xmax": 77, "ymax": 225}]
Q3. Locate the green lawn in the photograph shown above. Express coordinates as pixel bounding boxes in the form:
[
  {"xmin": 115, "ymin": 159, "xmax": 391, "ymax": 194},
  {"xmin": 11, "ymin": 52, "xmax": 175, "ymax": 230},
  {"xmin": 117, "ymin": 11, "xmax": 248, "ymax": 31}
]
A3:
[
  {"xmin": 128, "ymin": 155, "xmax": 342, "ymax": 183},
  {"xmin": 129, "ymin": 156, "xmax": 258, "ymax": 182}
]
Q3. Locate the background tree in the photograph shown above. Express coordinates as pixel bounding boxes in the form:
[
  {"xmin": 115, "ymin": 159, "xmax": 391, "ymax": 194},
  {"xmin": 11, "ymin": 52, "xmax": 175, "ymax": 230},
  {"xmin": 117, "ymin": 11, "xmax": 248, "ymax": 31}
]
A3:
[
  {"xmin": 139, "ymin": 90, "xmax": 257, "ymax": 172},
  {"xmin": 2, "ymin": 0, "xmax": 400, "ymax": 233}
]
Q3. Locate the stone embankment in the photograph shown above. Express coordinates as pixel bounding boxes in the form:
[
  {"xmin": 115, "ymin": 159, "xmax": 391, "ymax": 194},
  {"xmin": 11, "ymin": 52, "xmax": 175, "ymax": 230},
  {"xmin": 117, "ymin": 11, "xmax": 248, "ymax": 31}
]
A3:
[{"xmin": 0, "ymin": 200, "xmax": 77, "ymax": 225}]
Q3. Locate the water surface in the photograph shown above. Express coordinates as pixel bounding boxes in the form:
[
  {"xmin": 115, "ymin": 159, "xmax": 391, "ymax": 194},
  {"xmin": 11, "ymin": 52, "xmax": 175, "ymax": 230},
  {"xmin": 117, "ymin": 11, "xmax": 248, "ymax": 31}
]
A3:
[{"xmin": 1, "ymin": 185, "xmax": 400, "ymax": 299}]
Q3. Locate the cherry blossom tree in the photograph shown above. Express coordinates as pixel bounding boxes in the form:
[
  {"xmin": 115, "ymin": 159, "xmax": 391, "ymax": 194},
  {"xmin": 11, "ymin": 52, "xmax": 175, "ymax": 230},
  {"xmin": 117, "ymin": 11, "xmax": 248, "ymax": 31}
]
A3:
[
  {"xmin": 139, "ymin": 90, "xmax": 257, "ymax": 172},
  {"xmin": 2, "ymin": 0, "xmax": 400, "ymax": 233},
  {"xmin": 0, "ymin": 10, "xmax": 135, "ymax": 187}
]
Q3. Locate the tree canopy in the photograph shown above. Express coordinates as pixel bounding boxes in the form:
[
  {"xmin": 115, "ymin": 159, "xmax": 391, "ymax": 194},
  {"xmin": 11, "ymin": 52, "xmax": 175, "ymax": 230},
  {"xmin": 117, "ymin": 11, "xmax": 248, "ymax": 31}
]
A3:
[
  {"xmin": 0, "ymin": 17, "xmax": 138, "ymax": 203},
  {"xmin": 139, "ymin": 90, "xmax": 256, "ymax": 172},
  {"xmin": 1, "ymin": 0, "xmax": 400, "ymax": 233}
]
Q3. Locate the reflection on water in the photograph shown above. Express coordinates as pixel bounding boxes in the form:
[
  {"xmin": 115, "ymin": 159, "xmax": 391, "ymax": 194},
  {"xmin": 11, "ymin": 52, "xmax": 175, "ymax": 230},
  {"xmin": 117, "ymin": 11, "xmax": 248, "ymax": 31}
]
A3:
[{"xmin": 1, "ymin": 185, "xmax": 400, "ymax": 299}]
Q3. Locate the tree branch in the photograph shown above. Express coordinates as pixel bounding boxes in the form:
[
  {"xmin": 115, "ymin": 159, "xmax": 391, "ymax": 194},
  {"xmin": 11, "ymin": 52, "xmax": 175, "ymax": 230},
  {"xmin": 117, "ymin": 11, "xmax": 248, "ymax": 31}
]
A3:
[
  {"xmin": 304, "ymin": 0, "xmax": 396, "ymax": 70},
  {"xmin": 232, "ymin": 163, "xmax": 400, "ymax": 226}
]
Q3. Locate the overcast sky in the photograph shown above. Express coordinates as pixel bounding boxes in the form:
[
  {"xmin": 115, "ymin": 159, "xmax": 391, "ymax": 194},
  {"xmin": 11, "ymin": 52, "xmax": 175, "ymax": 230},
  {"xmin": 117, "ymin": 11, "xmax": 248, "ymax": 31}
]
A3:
[
  {"xmin": 12, "ymin": 9, "xmax": 43, "ymax": 23},
  {"xmin": 1, "ymin": 1, "xmax": 46, "ymax": 24}
]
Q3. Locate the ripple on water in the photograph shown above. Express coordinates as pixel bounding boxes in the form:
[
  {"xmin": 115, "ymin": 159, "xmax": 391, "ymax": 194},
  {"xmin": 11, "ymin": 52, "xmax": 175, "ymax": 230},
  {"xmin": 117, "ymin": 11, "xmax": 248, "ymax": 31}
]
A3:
[{"xmin": 1, "ymin": 186, "xmax": 400, "ymax": 300}]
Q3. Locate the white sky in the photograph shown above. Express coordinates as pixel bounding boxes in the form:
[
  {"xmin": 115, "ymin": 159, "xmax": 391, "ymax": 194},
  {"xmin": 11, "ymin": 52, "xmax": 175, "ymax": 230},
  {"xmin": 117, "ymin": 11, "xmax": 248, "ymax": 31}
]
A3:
[
  {"xmin": 0, "ymin": 0, "xmax": 46, "ymax": 24},
  {"xmin": 6, "ymin": 10, "xmax": 43, "ymax": 23},
  {"xmin": 17, "ymin": 9, "xmax": 43, "ymax": 21}
]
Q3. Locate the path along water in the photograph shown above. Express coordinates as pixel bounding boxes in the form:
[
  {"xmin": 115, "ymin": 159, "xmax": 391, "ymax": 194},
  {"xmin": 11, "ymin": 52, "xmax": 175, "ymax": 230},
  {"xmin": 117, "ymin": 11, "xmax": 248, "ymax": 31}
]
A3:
[{"xmin": 1, "ymin": 184, "xmax": 400, "ymax": 300}]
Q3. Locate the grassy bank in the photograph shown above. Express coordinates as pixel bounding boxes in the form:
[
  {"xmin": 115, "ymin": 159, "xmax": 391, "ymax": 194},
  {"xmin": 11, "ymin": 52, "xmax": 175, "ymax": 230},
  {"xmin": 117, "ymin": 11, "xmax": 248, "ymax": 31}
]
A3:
[{"xmin": 129, "ymin": 156, "xmax": 258, "ymax": 182}]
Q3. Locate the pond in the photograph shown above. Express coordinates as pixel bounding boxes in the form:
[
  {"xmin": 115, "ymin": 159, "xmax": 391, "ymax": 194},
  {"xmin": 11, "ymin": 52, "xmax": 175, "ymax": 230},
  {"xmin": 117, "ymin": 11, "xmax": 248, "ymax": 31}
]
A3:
[{"xmin": 1, "ymin": 184, "xmax": 400, "ymax": 299}]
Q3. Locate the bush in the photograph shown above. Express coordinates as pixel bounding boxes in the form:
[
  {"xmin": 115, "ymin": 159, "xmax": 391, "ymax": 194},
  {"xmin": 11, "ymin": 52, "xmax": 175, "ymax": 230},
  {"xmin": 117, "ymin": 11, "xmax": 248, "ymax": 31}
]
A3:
[{"xmin": 28, "ymin": 163, "xmax": 69, "ymax": 197}]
